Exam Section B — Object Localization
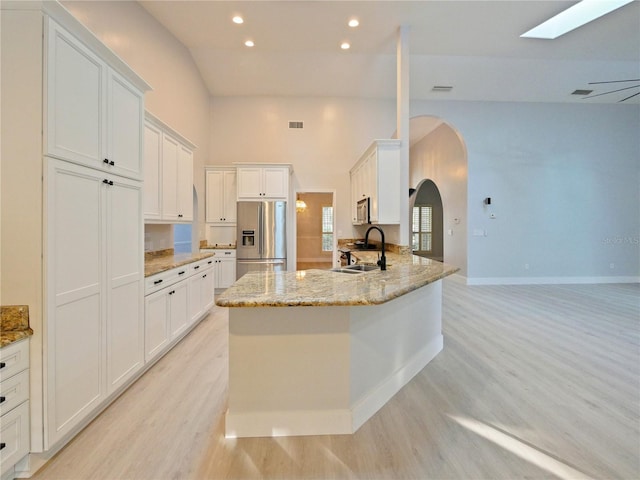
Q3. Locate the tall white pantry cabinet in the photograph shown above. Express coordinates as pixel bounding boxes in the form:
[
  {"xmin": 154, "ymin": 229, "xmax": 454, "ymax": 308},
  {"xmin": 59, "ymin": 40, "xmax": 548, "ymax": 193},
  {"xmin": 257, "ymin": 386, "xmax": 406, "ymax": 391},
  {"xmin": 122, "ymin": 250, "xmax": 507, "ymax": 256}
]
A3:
[{"xmin": 0, "ymin": 0, "xmax": 151, "ymax": 467}]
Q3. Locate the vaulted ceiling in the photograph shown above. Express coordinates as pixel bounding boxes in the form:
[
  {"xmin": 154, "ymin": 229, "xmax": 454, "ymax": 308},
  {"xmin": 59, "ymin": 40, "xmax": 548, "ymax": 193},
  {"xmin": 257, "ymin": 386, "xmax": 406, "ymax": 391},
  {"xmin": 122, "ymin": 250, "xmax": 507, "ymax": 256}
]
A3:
[{"xmin": 139, "ymin": 0, "xmax": 640, "ymax": 104}]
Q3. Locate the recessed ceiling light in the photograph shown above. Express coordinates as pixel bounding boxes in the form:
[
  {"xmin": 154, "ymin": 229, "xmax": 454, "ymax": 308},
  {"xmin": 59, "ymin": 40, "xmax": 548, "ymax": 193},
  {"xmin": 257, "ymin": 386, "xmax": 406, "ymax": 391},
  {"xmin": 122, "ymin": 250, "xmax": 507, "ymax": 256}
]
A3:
[
  {"xmin": 521, "ymin": 0, "xmax": 634, "ymax": 39},
  {"xmin": 348, "ymin": 18, "xmax": 359, "ymax": 28},
  {"xmin": 232, "ymin": 15, "xmax": 244, "ymax": 24},
  {"xmin": 245, "ymin": 40, "xmax": 254, "ymax": 47},
  {"xmin": 340, "ymin": 42, "xmax": 350, "ymax": 50}
]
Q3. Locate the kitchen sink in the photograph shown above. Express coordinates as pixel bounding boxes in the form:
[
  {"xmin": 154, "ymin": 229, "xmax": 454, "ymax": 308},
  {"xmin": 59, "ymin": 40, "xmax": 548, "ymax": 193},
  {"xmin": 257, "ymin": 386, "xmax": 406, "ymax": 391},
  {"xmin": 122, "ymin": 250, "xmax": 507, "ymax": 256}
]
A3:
[
  {"xmin": 344, "ymin": 264, "xmax": 379, "ymax": 272},
  {"xmin": 330, "ymin": 264, "xmax": 379, "ymax": 274}
]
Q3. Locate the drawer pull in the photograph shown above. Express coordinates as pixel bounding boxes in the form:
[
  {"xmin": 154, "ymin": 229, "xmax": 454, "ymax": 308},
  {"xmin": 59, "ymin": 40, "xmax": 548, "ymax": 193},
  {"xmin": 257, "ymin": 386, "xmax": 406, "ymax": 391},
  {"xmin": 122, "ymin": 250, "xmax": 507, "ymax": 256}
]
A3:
[
  {"xmin": 194, "ymin": 265, "xmax": 200, "ymax": 270},
  {"xmin": 0, "ymin": 362, "xmax": 5, "ymax": 369},
  {"xmin": 0, "ymin": 443, "xmax": 5, "ymax": 450},
  {"xmin": 208, "ymin": 260, "xmax": 213, "ymax": 264},
  {"xmin": 154, "ymin": 279, "xmax": 163, "ymax": 285},
  {"xmin": 178, "ymin": 271, "xmax": 186, "ymax": 275},
  {"xmin": 0, "ymin": 396, "xmax": 5, "ymax": 404}
]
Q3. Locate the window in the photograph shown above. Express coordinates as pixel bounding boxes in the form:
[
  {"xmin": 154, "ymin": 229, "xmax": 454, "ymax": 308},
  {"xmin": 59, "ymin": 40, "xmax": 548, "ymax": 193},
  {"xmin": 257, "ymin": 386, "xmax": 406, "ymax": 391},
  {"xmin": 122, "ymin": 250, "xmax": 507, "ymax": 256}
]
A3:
[
  {"xmin": 322, "ymin": 206, "xmax": 333, "ymax": 251},
  {"xmin": 412, "ymin": 205, "xmax": 432, "ymax": 252}
]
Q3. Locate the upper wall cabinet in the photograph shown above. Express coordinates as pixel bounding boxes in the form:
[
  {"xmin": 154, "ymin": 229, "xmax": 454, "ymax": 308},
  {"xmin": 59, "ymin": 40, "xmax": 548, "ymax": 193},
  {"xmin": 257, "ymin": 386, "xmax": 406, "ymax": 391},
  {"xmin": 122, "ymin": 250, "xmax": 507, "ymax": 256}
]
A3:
[
  {"xmin": 350, "ymin": 140, "xmax": 401, "ymax": 225},
  {"xmin": 205, "ymin": 167, "xmax": 237, "ymax": 224},
  {"xmin": 236, "ymin": 165, "xmax": 291, "ymax": 200},
  {"xmin": 46, "ymin": 19, "xmax": 144, "ymax": 181},
  {"xmin": 144, "ymin": 113, "xmax": 196, "ymax": 224}
]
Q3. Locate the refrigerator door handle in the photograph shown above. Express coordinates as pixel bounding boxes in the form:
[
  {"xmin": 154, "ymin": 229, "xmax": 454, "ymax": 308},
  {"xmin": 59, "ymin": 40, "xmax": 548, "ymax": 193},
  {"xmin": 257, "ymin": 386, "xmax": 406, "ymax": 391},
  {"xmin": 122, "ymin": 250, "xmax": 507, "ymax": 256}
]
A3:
[{"xmin": 258, "ymin": 202, "xmax": 263, "ymax": 257}]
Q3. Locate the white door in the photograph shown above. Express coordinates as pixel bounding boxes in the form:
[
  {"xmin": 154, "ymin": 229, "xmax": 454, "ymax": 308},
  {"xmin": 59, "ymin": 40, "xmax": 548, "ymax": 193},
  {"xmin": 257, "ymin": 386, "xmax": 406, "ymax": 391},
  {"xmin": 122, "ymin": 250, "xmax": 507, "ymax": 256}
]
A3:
[
  {"xmin": 107, "ymin": 70, "xmax": 143, "ymax": 180},
  {"xmin": 205, "ymin": 170, "xmax": 224, "ymax": 222},
  {"xmin": 46, "ymin": 159, "xmax": 105, "ymax": 447},
  {"xmin": 46, "ymin": 19, "xmax": 105, "ymax": 169},
  {"xmin": 263, "ymin": 167, "xmax": 288, "ymax": 198},
  {"xmin": 223, "ymin": 171, "xmax": 237, "ymax": 222},
  {"xmin": 144, "ymin": 289, "xmax": 170, "ymax": 362},
  {"xmin": 106, "ymin": 177, "xmax": 144, "ymax": 394},
  {"xmin": 169, "ymin": 280, "xmax": 189, "ymax": 338},
  {"xmin": 236, "ymin": 167, "xmax": 262, "ymax": 198},
  {"xmin": 161, "ymin": 134, "xmax": 180, "ymax": 221},
  {"xmin": 143, "ymin": 122, "xmax": 162, "ymax": 220},
  {"xmin": 177, "ymin": 146, "xmax": 193, "ymax": 222}
]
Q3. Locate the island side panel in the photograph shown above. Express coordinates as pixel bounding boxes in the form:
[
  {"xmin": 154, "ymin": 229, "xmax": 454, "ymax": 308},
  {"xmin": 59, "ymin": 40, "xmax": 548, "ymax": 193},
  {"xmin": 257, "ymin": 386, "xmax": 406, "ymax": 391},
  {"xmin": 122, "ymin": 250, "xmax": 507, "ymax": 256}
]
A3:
[
  {"xmin": 226, "ymin": 306, "xmax": 352, "ymax": 438},
  {"xmin": 349, "ymin": 281, "xmax": 443, "ymax": 431}
]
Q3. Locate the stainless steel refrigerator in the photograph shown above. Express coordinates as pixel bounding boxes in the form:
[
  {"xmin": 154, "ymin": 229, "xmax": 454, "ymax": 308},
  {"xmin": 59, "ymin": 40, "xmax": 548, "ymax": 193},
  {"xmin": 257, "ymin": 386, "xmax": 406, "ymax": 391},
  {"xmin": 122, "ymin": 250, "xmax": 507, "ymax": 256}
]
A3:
[{"xmin": 236, "ymin": 201, "xmax": 287, "ymax": 279}]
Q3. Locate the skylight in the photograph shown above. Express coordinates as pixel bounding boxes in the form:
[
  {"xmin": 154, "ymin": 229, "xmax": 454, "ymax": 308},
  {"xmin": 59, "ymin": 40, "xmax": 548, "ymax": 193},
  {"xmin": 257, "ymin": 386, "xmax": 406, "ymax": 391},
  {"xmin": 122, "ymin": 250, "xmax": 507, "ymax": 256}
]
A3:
[{"xmin": 521, "ymin": 0, "xmax": 634, "ymax": 39}]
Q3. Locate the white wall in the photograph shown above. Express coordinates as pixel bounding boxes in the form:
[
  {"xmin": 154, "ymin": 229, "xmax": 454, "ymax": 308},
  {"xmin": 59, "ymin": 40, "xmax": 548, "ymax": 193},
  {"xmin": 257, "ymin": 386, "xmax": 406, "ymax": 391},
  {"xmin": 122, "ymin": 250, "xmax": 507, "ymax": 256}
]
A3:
[
  {"xmin": 410, "ymin": 122, "xmax": 468, "ymax": 275},
  {"xmin": 210, "ymin": 96, "xmax": 639, "ymax": 281},
  {"xmin": 208, "ymin": 96, "xmax": 396, "ymax": 241},
  {"xmin": 411, "ymin": 100, "xmax": 640, "ymax": 282},
  {"xmin": 62, "ymin": 0, "xmax": 211, "ymax": 243}
]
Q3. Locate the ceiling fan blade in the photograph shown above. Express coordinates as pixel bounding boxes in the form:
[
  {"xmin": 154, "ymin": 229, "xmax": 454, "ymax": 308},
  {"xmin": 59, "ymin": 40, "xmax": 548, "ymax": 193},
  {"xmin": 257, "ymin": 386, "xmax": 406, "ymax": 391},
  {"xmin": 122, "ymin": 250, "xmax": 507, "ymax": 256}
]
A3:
[
  {"xmin": 588, "ymin": 79, "xmax": 640, "ymax": 84},
  {"xmin": 618, "ymin": 91, "xmax": 640, "ymax": 103},
  {"xmin": 582, "ymin": 84, "xmax": 640, "ymax": 99}
]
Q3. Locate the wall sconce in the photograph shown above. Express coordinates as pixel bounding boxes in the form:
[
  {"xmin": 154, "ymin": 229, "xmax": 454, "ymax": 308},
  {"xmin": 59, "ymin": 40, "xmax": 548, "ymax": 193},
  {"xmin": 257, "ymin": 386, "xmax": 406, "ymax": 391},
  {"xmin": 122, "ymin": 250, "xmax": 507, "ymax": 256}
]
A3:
[
  {"xmin": 483, "ymin": 197, "xmax": 491, "ymax": 205},
  {"xmin": 296, "ymin": 195, "xmax": 307, "ymax": 212}
]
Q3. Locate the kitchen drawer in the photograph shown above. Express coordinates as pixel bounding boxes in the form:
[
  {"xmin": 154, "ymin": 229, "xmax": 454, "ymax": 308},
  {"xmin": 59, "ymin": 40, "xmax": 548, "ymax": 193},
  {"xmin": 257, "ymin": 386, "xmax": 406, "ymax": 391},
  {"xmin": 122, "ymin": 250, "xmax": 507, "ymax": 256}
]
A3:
[
  {"xmin": 190, "ymin": 257, "xmax": 214, "ymax": 275},
  {"xmin": 216, "ymin": 249, "xmax": 236, "ymax": 259},
  {"xmin": 145, "ymin": 266, "xmax": 189, "ymax": 296},
  {"xmin": 0, "ymin": 400, "xmax": 30, "ymax": 476},
  {"xmin": 0, "ymin": 370, "xmax": 29, "ymax": 417},
  {"xmin": 0, "ymin": 339, "xmax": 29, "ymax": 382}
]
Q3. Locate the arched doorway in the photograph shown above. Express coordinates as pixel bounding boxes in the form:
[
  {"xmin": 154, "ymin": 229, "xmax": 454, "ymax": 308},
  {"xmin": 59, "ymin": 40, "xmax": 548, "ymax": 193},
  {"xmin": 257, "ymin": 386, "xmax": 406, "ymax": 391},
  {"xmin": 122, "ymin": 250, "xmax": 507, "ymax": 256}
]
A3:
[
  {"xmin": 408, "ymin": 115, "xmax": 468, "ymax": 276},
  {"xmin": 410, "ymin": 179, "xmax": 443, "ymax": 262}
]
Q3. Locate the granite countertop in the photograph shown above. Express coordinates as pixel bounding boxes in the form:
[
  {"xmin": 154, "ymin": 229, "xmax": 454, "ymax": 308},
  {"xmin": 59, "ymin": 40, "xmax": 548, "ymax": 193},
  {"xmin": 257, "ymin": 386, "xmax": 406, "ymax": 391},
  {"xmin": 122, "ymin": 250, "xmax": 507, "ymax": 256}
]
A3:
[
  {"xmin": 145, "ymin": 252, "xmax": 215, "ymax": 277},
  {"xmin": 216, "ymin": 253, "xmax": 458, "ymax": 308},
  {"xmin": 1, "ymin": 305, "xmax": 34, "ymax": 348}
]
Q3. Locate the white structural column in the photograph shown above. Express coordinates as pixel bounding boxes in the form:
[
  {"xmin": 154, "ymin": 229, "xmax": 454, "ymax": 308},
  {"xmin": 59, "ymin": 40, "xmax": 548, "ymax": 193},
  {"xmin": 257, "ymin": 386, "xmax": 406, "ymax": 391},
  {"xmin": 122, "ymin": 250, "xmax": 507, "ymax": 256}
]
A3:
[{"xmin": 397, "ymin": 25, "xmax": 410, "ymax": 247}]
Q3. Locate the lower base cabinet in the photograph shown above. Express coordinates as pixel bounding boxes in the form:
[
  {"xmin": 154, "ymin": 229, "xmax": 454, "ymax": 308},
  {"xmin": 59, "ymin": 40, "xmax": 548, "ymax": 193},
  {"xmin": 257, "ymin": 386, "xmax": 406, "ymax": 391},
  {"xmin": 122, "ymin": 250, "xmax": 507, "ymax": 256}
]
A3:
[
  {"xmin": 144, "ymin": 258, "xmax": 215, "ymax": 363},
  {"xmin": 0, "ymin": 339, "xmax": 30, "ymax": 478}
]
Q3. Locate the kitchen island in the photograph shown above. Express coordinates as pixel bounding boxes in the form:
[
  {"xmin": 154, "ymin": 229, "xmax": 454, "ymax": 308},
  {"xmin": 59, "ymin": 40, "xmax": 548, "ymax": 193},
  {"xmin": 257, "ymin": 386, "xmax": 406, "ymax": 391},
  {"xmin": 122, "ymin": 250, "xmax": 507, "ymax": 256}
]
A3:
[{"xmin": 216, "ymin": 253, "xmax": 458, "ymax": 438}]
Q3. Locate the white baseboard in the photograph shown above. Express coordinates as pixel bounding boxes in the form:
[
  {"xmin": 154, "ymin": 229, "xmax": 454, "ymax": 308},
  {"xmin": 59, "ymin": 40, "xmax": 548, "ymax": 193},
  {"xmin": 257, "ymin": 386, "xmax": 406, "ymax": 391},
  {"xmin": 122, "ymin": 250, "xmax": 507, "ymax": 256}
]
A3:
[
  {"xmin": 466, "ymin": 276, "xmax": 640, "ymax": 286},
  {"xmin": 225, "ymin": 409, "xmax": 353, "ymax": 438}
]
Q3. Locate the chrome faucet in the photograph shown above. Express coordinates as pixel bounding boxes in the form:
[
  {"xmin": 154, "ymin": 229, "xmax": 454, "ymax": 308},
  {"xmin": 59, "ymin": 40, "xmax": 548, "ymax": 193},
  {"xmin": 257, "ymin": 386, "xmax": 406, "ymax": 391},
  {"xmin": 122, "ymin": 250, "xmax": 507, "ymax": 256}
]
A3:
[{"xmin": 364, "ymin": 226, "xmax": 386, "ymax": 271}]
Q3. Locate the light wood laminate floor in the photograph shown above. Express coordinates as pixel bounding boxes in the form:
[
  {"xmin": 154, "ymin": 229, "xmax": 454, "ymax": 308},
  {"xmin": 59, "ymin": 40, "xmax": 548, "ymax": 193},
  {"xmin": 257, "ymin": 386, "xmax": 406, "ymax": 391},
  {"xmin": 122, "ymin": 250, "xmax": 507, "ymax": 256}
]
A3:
[{"xmin": 32, "ymin": 278, "xmax": 640, "ymax": 480}]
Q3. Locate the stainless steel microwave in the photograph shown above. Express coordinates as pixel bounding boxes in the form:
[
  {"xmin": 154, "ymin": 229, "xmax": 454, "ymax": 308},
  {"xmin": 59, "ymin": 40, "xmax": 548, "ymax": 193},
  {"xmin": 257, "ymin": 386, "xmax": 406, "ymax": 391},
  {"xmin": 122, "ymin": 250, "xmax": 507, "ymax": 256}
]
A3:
[{"xmin": 357, "ymin": 197, "xmax": 370, "ymax": 224}]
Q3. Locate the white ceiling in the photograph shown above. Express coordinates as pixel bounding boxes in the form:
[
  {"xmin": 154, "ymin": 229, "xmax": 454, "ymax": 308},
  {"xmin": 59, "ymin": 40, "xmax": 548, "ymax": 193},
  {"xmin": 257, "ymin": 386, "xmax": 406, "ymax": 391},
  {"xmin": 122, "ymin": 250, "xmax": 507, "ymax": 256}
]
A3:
[{"xmin": 139, "ymin": 0, "xmax": 640, "ymax": 104}]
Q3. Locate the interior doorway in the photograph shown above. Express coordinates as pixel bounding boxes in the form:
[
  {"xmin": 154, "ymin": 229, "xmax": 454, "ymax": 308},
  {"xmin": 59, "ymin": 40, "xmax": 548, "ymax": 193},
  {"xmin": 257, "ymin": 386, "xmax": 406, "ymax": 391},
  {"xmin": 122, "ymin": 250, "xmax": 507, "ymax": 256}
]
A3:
[
  {"xmin": 410, "ymin": 179, "xmax": 443, "ymax": 262},
  {"xmin": 295, "ymin": 191, "xmax": 335, "ymax": 271}
]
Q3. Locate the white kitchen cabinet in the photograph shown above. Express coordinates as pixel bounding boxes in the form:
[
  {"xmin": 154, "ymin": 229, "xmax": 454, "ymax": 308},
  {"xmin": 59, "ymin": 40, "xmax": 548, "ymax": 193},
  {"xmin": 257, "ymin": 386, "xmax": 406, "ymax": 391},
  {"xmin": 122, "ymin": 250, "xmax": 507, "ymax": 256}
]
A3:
[
  {"xmin": 236, "ymin": 165, "xmax": 290, "ymax": 200},
  {"xmin": 143, "ymin": 122, "xmax": 162, "ymax": 220},
  {"xmin": 144, "ymin": 113, "xmax": 196, "ymax": 223},
  {"xmin": 46, "ymin": 159, "xmax": 144, "ymax": 447},
  {"xmin": 205, "ymin": 168, "xmax": 237, "ymax": 224},
  {"xmin": 144, "ymin": 287, "xmax": 170, "ymax": 363},
  {"xmin": 350, "ymin": 140, "xmax": 401, "ymax": 225},
  {"xmin": 214, "ymin": 250, "xmax": 236, "ymax": 289},
  {"xmin": 188, "ymin": 260, "xmax": 215, "ymax": 325},
  {"xmin": 0, "ymin": 340, "xmax": 30, "ymax": 478},
  {"xmin": 46, "ymin": 18, "xmax": 143, "ymax": 181},
  {"xmin": 144, "ymin": 257, "xmax": 215, "ymax": 362}
]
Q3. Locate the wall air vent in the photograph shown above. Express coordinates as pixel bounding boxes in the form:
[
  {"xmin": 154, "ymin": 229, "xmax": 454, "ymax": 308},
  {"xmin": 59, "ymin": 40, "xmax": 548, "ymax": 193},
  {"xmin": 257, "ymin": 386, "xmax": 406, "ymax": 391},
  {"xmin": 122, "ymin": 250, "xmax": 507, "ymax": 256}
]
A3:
[
  {"xmin": 572, "ymin": 89, "xmax": 593, "ymax": 95},
  {"xmin": 288, "ymin": 121, "xmax": 304, "ymax": 129},
  {"xmin": 432, "ymin": 85, "xmax": 453, "ymax": 92}
]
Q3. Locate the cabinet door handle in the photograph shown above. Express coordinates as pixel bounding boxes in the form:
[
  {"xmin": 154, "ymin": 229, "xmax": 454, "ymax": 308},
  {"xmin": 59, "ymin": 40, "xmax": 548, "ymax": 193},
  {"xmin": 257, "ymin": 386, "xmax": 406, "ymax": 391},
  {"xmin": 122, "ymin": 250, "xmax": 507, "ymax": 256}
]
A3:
[
  {"xmin": 178, "ymin": 214, "xmax": 183, "ymax": 218},
  {"xmin": 202, "ymin": 274, "xmax": 207, "ymax": 278},
  {"xmin": 0, "ymin": 362, "xmax": 5, "ymax": 369},
  {"xmin": 154, "ymin": 279, "xmax": 163, "ymax": 285},
  {"xmin": 103, "ymin": 159, "xmax": 109, "ymax": 164},
  {"xmin": 109, "ymin": 180, "xmax": 114, "ymax": 186},
  {"xmin": 109, "ymin": 160, "xmax": 115, "ymax": 166},
  {"xmin": 169, "ymin": 290, "xmax": 175, "ymax": 295},
  {"xmin": 0, "ymin": 396, "xmax": 5, "ymax": 404},
  {"xmin": 0, "ymin": 443, "xmax": 5, "ymax": 450},
  {"xmin": 103, "ymin": 179, "xmax": 109, "ymax": 184}
]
